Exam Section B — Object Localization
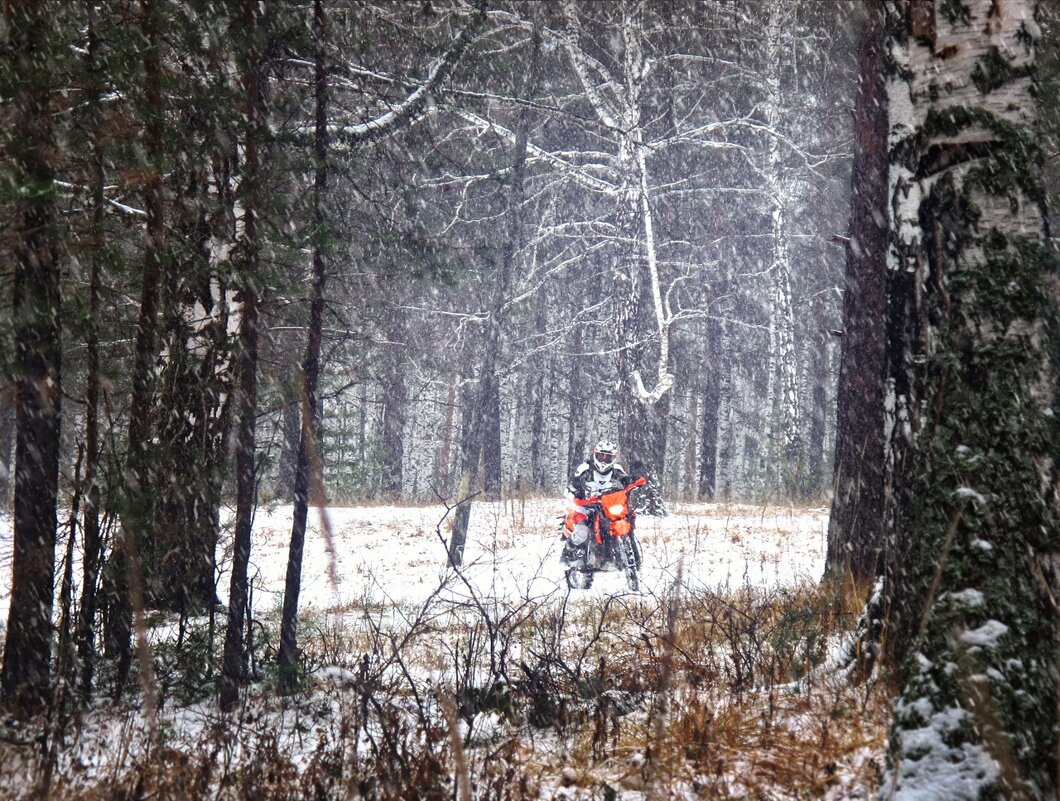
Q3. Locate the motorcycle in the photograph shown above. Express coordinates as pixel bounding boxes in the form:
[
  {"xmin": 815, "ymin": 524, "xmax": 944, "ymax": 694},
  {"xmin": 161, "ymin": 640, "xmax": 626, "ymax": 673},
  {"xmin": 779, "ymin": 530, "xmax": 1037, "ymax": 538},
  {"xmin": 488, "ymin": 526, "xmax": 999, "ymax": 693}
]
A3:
[{"xmin": 560, "ymin": 476, "xmax": 646, "ymax": 591}]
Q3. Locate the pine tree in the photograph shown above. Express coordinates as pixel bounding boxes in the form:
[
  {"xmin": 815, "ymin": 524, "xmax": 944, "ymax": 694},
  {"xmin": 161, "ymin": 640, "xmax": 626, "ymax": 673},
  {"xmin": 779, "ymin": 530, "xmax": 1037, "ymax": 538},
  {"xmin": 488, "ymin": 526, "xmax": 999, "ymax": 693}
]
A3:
[
  {"xmin": 0, "ymin": 0, "xmax": 65, "ymax": 709},
  {"xmin": 826, "ymin": 0, "xmax": 888, "ymax": 581}
]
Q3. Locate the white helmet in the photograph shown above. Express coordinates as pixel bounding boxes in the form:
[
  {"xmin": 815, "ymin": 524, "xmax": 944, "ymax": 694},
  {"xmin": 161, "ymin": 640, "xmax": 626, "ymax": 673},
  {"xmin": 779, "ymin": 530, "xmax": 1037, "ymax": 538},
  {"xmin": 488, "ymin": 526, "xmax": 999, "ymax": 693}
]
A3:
[{"xmin": 591, "ymin": 439, "xmax": 619, "ymax": 473}]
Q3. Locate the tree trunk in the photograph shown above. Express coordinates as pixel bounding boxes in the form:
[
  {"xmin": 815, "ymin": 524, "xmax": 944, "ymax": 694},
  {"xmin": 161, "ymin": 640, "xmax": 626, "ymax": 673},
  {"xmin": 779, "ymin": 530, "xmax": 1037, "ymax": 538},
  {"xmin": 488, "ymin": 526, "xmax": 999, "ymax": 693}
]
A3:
[
  {"xmin": 805, "ymin": 327, "xmax": 830, "ymax": 499},
  {"xmin": 380, "ymin": 319, "xmax": 407, "ymax": 499},
  {"xmin": 481, "ymin": 377, "xmax": 502, "ymax": 498},
  {"xmin": 276, "ymin": 399, "xmax": 300, "ymax": 500},
  {"xmin": 448, "ymin": 10, "xmax": 542, "ymax": 564},
  {"xmin": 697, "ymin": 318, "xmax": 723, "ymax": 501},
  {"xmin": 825, "ymin": 0, "xmax": 887, "ymax": 581},
  {"xmin": 448, "ymin": 373, "xmax": 486, "ymax": 566},
  {"xmin": 566, "ymin": 357, "xmax": 585, "ymax": 478},
  {"xmin": 682, "ymin": 396, "xmax": 698, "ymax": 500},
  {"xmin": 1, "ymin": 0, "xmax": 63, "ymax": 709},
  {"xmin": 0, "ymin": 386, "xmax": 14, "ymax": 511},
  {"xmin": 77, "ymin": 8, "xmax": 106, "ymax": 696},
  {"xmin": 108, "ymin": 0, "xmax": 166, "ymax": 695},
  {"xmin": 278, "ymin": 0, "xmax": 328, "ymax": 691},
  {"xmin": 149, "ymin": 162, "xmax": 229, "ymax": 614},
  {"xmin": 435, "ymin": 376, "xmax": 457, "ymax": 492},
  {"xmin": 764, "ymin": 3, "xmax": 801, "ymax": 497},
  {"xmin": 528, "ymin": 372, "xmax": 547, "ymax": 492},
  {"xmin": 221, "ymin": 0, "xmax": 262, "ymax": 711},
  {"xmin": 879, "ymin": 2, "xmax": 1058, "ymax": 796}
]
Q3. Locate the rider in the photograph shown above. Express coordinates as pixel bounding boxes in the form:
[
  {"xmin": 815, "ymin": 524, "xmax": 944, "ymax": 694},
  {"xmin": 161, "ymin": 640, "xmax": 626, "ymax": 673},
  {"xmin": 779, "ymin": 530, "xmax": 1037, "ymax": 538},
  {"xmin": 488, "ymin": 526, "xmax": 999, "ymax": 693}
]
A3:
[{"xmin": 562, "ymin": 439, "xmax": 633, "ymax": 565}]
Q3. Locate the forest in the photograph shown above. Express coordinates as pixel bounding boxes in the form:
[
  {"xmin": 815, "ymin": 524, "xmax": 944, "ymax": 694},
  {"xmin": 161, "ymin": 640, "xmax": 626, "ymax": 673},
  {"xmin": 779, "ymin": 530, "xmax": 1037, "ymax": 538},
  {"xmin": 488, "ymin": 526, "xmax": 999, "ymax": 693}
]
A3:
[{"xmin": 0, "ymin": 0, "xmax": 1058, "ymax": 798}]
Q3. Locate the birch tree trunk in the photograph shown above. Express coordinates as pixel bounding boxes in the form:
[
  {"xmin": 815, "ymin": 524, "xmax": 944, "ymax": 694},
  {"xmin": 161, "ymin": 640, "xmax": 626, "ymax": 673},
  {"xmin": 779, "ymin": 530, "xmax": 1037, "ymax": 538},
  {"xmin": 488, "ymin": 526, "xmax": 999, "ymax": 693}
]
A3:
[
  {"xmin": 879, "ymin": 2, "xmax": 1058, "ymax": 796},
  {"xmin": 763, "ymin": 3, "xmax": 801, "ymax": 497}
]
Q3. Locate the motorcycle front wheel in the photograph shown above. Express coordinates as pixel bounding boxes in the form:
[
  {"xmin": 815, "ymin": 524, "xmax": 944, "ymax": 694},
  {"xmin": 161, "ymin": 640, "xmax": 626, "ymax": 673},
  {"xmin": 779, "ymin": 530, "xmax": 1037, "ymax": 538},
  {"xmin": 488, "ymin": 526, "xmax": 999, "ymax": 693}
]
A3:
[{"xmin": 618, "ymin": 536, "xmax": 639, "ymax": 591}]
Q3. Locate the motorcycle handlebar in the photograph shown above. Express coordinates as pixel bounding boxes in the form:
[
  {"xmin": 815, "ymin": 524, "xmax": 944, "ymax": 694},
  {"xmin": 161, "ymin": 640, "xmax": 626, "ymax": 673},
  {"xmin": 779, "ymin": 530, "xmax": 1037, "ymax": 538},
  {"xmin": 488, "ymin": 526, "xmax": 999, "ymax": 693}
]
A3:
[{"xmin": 572, "ymin": 476, "xmax": 647, "ymax": 506}]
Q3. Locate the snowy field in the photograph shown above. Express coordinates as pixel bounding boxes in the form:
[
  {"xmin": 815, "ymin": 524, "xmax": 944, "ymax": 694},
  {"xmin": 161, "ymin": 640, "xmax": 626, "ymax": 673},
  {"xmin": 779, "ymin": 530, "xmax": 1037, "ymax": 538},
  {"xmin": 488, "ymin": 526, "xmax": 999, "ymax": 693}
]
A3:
[
  {"xmin": 236, "ymin": 499, "xmax": 829, "ymax": 616},
  {"xmin": 1, "ymin": 498, "xmax": 829, "ymax": 627},
  {"xmin": 1, "ymin": 501, "xmax": 877, "ymax": 801}
]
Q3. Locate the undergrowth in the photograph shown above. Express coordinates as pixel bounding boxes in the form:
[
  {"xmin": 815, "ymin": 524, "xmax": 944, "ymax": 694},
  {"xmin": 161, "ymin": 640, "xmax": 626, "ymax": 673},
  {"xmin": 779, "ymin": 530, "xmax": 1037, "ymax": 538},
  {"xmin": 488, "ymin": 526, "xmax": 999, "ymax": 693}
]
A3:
[{"xmin": 0, "ymin": 578, "xmax": 889, "ymax": 800}]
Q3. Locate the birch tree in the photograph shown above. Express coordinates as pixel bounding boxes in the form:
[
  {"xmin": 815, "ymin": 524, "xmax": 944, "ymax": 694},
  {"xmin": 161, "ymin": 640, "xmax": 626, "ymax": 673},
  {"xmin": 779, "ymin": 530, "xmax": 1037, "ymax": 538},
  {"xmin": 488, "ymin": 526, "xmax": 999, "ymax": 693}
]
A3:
[{"xmin": 878, "ymin": 1, "xmax": 1058, "ymax": 796}]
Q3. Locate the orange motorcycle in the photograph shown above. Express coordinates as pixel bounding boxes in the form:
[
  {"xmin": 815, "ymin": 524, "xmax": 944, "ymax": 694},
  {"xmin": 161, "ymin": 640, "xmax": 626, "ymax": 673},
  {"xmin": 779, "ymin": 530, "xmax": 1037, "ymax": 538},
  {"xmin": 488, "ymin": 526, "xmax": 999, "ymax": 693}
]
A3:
[{"xmin": 561, "ymin": 476, "xmax": 646, "ymax": 590}]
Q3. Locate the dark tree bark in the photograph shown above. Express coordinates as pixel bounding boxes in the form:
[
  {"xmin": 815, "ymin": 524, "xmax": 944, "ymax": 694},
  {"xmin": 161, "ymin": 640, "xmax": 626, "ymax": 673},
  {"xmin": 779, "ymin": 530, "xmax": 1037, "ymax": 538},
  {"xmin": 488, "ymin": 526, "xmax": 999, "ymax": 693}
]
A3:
[
  {"xmin": 528, "ymin": 374, "xmax": 547, "ymax": 492},
  {"xmin": 447, "ymin": 9, "xmax": 542, "ymax": 564},
  {"xmin": 77, "ymin": 7, "xmax": 105, "ymax": 696},
  {"xmin": 276, "ymin": 399, "xmax": 300, "ymax": 500},
  {"xmin": 682, "ymin": 396, "xmax": 698, "ymax": 500},
  {"xmin": 435, "ymin": 376, "xmax": 457, "ymax": 492},
  {"xmin": 221, "ymin": 0, "xmax": 263, "ymax": 712},
  {"xmin": 278, "ymin": 0, "xmax": 328, "ymax": 691},
  {"xmin": 481, "ymin": 377, "xmax": 502, "ymax": 498},
  {"xmin": 526, "ymin": 296, "xmax": 550, "ymax": 492},
  {"xmin": 1, "ymin": 0, "xmax": 63, "ymax": 709},
  {"xmin": 107, "ymin": 0, "xmax": 166, "ymax": 695},
  {"xmin": 824, "ymin": 0, "xmax": 887, "ymax": 581},
  {"xmin": 566, "ymin": 358, "xmax": 586, "ymax": 479},
  {"xmin": 804, "ymin": 326, "xmax": 830, "ymax": 499},
  {"xmin": 697, "ymin": 318, "xmax": 722, "ymax": 501},
  {"xmin": 448, "ymin": 372, "xmax": 487, "ymax": 566},
  {"xmin": 618, "ymin": 270, "xmax": 670, "ymax": 514},
  {"xmin": 0, "ymin": 386, "xmax": 14, "ymax": 510},
  {"xmin": 150, "ymin": 162, "xmax": 229, "ymax": 614},
  {"xmin": 380, "ymin": 317, "xmax": 407, "ymax": 499}
]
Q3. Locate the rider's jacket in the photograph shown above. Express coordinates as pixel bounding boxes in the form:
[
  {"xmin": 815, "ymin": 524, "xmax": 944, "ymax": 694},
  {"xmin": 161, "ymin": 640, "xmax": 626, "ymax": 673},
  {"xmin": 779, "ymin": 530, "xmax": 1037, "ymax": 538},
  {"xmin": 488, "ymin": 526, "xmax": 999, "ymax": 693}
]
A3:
[{"xmin": 567, "ymin": 461, "xmax": 633, "ymax": 501}]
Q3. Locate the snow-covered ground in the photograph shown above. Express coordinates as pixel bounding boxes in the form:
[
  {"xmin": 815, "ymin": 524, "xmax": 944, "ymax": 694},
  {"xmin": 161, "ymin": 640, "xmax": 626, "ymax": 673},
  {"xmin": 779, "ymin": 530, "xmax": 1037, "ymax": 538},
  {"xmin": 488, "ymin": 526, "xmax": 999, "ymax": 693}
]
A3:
[
  {"xmin": 1, "ymin": 501, "xmax": 889, "ymax": 801},
  {"xmin": 0, "ymin": 499, "xmax": 828, "ymax": 637},
  {"xmin": 236, "ymin": 499, "xmax": 829, "ymax": 616}
]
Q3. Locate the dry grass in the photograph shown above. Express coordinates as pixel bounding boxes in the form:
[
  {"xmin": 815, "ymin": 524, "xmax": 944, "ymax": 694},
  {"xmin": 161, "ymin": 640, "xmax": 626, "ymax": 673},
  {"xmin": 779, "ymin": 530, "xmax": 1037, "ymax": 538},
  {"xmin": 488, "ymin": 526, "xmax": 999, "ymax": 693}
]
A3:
[{"xmin": 1, "ymin": 577, "xmax": 889, "ymax": 800}]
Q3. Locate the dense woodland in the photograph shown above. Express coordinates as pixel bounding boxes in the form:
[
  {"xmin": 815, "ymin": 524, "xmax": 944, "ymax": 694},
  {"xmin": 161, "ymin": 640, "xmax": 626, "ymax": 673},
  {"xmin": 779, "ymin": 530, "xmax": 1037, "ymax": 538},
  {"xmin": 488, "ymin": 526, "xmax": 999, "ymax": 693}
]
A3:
[{"xmin": 1, "ymin": 0, "xmax": 1058, "ymax": 798}]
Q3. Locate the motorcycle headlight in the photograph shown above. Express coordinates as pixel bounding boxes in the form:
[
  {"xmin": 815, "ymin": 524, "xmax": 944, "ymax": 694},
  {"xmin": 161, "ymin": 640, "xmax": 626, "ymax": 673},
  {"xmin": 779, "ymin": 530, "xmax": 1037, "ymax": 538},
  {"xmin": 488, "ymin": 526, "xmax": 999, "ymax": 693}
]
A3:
[{"xmin": 609, "ymin": 503, "xmax": 626, "ymax": 516}]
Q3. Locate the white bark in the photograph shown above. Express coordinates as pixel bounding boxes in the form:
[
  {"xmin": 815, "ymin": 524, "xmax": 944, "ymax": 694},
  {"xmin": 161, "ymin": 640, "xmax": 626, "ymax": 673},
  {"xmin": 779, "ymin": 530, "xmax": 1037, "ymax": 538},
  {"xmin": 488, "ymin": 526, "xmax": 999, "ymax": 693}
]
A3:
[
  {"xmin": 763, "ymin": 3, "xmax": 801, "ymax": 468},
  {"xmin": 880, "ymin": 2, "xmax": 1054, "ymax": 799}
]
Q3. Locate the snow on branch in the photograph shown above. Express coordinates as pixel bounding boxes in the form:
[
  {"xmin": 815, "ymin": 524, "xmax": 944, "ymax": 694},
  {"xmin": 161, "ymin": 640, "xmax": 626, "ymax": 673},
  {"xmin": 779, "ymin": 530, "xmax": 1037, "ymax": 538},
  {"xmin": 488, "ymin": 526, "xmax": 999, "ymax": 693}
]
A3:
[
  {"xmin": 559, "ymin": 1, "xmax": 629, "ymax": 133},
  {"xmin": 448, "ymin": 108, "xmax": 618, "ymax": 195},
  {"xmin": 54, "ymin": 179, "xmax": 146, "ymax": 217},
  {"xmin": 324, "ymin": 1, "xmax": 487, "ymax": 147}
]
